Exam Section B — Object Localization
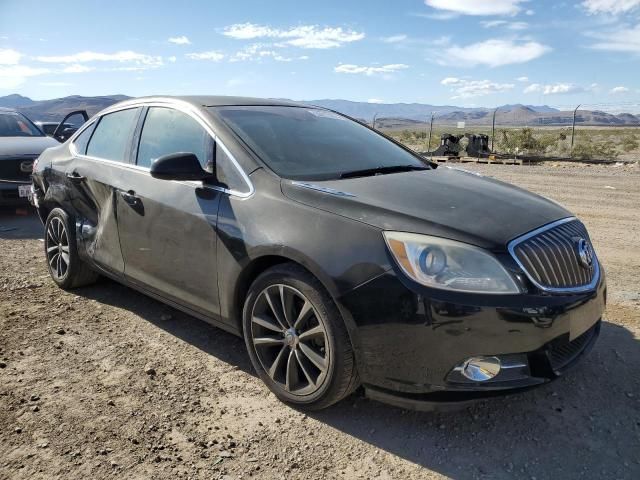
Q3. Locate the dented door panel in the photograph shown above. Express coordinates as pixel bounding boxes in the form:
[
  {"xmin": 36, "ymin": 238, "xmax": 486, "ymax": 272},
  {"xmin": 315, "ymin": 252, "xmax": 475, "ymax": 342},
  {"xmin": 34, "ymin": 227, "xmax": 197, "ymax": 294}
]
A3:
[{"xmin": 43, "ymin": 154, "xmax": 126, "ymax": 276}]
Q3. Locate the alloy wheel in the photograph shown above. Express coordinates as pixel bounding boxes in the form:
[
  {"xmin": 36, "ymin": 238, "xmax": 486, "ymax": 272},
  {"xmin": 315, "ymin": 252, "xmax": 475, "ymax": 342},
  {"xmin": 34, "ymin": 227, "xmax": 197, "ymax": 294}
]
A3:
[
  {"xmin": 46, "ymin": 217, "xmax": 70, "ymax": 280},
  {"xmin": 250, "ymin": 284, "xmax": 330, "ymax": 396}
]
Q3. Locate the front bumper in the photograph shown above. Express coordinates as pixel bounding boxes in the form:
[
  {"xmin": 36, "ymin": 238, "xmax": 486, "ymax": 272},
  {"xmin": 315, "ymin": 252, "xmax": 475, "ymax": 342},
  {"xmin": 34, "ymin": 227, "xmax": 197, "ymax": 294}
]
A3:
[
  {"xmin": 0, "ymin": 180, "xmax": 31, "ymax": 207},
  {"xmin": 338, "ymin": 265, "xmax": 606, "ymax": 409}
]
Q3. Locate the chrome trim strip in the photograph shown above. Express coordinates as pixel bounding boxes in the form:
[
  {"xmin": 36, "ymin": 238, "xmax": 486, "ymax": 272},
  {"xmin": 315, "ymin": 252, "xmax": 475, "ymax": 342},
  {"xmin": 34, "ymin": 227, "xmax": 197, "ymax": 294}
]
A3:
[
  {"xmin": 68, "ymin": 100, "xmax": 254, "ymax": 198},
  {"xmin": 507, "ymin": 216, "xmax": 600, "ymax": 294},
  {"xmin": 291, "ymin": 181, "xmax": 356, "ymax": 197}
]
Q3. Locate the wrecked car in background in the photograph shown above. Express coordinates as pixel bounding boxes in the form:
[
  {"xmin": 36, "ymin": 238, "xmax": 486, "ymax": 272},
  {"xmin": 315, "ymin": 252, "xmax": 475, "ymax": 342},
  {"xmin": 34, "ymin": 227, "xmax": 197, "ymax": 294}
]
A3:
[{"xmin": 0, "ymin": 107, "xmax": 58, "ymax": 207}]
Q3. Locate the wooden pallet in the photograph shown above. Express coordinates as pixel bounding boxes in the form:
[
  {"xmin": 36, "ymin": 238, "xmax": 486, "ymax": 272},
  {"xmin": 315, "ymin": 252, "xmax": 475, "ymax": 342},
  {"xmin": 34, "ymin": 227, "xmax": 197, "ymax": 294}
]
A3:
[{"xmin": 426, "ymin": 156, "xmax": 523, "ymax": 165}]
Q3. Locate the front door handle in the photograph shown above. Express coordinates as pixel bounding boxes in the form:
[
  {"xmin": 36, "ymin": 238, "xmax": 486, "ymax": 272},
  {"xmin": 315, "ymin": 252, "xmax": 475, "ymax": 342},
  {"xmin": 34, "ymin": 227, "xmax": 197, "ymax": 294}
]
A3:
[
  {"xmin": 66, "ymin": 171, "xmax": 85, "ymax": 183},
  {"xmin": 119, "ymin": 190, "xmax": 139, "ymax": 206}
]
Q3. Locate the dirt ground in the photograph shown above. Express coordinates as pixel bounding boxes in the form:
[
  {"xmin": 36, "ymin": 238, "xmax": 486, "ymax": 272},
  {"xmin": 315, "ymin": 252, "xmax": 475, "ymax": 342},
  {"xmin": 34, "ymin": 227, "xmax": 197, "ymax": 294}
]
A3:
[{"xmin": 1, "ymin": 162, "xmax": 639, "ymax": 480}]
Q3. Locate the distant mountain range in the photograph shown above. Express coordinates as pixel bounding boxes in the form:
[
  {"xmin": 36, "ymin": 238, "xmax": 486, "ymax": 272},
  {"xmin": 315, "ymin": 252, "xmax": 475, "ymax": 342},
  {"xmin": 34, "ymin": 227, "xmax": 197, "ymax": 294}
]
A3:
[
  {"xmin": 0, "ymin": 94, "xmax": 130, "ymax": 121},
  {"xmin": 1, "ymin": 94, "xmax": 639, "ymax": 127}
]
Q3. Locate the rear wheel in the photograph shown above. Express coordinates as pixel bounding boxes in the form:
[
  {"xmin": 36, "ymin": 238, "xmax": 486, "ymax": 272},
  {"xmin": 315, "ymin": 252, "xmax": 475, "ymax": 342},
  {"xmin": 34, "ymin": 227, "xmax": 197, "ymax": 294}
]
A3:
[
  {"xmin": 242, "ymin": 263, "xmax": 359, "ymax": 410},
  {"xmin": 44, "ymin": 208, "xmax": 99, "ymax": 289}
]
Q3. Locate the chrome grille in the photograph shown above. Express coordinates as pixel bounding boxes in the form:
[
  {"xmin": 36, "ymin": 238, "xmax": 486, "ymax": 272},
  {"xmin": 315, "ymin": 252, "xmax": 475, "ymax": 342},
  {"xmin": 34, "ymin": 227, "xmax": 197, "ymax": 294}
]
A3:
[
  {"xmin": 0, "ymin": 156, "xmax": 36, "ymax": 181},
  {"xmin": 508, "ymin": 218, "xmax": 599, "ymax": 292}
]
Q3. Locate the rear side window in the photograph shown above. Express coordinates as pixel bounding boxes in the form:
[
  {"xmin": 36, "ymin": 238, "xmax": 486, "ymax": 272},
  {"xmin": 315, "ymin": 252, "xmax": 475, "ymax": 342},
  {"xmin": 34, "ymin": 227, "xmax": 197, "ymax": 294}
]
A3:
[
  {"xmin": 86, "ymin": 108, "xmax": 140, "ymax": 162},
  {"xmin": 72, "ymin": 122, "xmax": 97, "ymax": 155},
  {"xmin": 137, "ymin": 107, "xmax": 211, "ymax": 169}
]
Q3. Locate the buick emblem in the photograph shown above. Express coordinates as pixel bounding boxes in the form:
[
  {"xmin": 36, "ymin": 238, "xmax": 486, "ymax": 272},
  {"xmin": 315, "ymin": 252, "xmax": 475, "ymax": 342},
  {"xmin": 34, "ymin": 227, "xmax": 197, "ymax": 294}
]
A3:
[
  {"xmin": 20, "ymin": 160, "xmax": 34, "ymax": 173},
  {"xmin": 576, "ymin": 238, "xmax": 593, "ymax": 268}
]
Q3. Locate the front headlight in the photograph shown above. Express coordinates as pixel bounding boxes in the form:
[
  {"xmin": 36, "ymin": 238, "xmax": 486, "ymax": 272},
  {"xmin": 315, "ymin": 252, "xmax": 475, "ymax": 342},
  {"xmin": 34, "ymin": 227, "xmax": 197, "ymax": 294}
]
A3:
[{"xmin": 383, "ymin": 232, "xmax": 521, "ymax": 294}]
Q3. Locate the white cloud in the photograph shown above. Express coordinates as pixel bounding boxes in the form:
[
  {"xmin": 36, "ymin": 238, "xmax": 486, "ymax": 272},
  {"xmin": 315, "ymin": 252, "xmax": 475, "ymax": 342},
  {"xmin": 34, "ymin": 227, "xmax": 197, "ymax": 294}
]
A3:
[
  {"xmin": 610, "ymin": 86, "xmax": 629, "ymax": 94},
  {"xmin": 0, "ymin": 64, "xmax": 50, "ymax": 89},
  {"xmin": 168, "ymin": 56, "xmax": 177, "ymax": 62},
  {"xmin": 62, "ymin": 64, "xmax": 94, "ymax": 73},
  {"xmin": 168, "ymin": 35, "xmax": 191, "ymax": 45},
  {"xmin": 480, "ymin": 20, "xmax": 528, "ymax": 30},
  {"xmin": 222, "ymin": 23, "xmax": 365, "ymax": 49},
  {"xmin": 367, "ymin": 98, "xmax": 385, "ymax": 103},
  {"xmin": 0, "ymin": 48, "xmax": 21, "ymax": 65},
  {"xmin": 524, "ymin": 83, "xmax": 584, "ymax": 95},
  {"xmin": 334, "ymin": 63, "xmax": 409, "ymax": 76},
  {"xmin": 440, "ymin": 39, "xmax": 550, "ymax": 67},
  {"xmin": 424, "ymin": 0, "xmax": 527, "ymax": 16},
  {"xmin": 440, "ymin": 77, "xmax": 515, "ymax": 98},
  {"xmin": 40, "ymin": 81, "xmax": 73, "ymax": 87},
  {"xmin": 382, "ymin": 34, "xmax": 408, "ymax": 43},
  {"xmin": 441, "ymin": 77, "xmax": 461, "ymax": 85},
  {"xmin": 517, "ymin": 76, "xmax": 529, "ymax": 82},
  {"xmin": 186, "ymin": 51, "xmax": 225, "ymax": 61},
  {"xmin": 35, "ymin": 50, "xmax": 164, "ymax": 67},
  {"xmin": 224, "ymin": 44, "xmax": 304, "ymax": 62},
  {"xmin": 588, "ymin": 24, "xmax": 640, "ymax": 53},
  {"xmin": 582, "ymin": 0, "xmax": 640, "ymax": 15}
]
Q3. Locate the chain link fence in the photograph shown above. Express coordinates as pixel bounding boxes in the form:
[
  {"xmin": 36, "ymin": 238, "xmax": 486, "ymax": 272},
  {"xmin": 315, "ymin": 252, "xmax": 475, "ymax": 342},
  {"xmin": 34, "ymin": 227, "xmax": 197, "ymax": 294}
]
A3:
[{"xmin": 379, "ymin": 103, "xmax": 640, "ymax": 163}]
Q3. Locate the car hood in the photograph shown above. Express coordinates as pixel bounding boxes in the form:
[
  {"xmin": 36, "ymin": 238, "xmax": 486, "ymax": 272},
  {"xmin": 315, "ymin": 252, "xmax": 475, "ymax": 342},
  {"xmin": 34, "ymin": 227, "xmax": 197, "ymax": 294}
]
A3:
[
  {"xmin": 0, "ymin": 136, "xmax": 59, "ymax": 157},
  {"xmin": 281, "ymin": 167, "xmax": 571, "ymax": 251}
]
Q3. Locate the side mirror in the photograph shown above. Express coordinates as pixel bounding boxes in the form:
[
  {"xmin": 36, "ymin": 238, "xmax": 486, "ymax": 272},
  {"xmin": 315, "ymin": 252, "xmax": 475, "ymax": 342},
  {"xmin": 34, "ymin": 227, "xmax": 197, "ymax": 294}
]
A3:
[{"xmin": 150, "ymin": 152, "xmax": 214, "ymax": 181}]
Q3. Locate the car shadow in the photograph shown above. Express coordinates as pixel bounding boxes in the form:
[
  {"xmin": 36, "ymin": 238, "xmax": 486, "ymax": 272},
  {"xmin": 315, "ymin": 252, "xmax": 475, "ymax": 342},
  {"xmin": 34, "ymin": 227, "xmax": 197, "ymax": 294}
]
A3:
[
  {"xmin": 74, "ymin": 277, "xmax": 254, "ymax": 375},
  {"xmin": 308, "ymin": 318, "xmax": 640, "ymax": 479},
  {"xmin": 0, "ymin": 207, "xmax": 43, "ymax": 240},
  {"xmin": 73, "ymin": 277, "xmax": 639, "ymax": 478}
]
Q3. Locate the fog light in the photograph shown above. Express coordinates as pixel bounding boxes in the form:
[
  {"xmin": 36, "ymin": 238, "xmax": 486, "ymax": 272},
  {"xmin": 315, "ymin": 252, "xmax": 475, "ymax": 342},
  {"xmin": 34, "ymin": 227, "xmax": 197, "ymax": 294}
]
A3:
[{"xmin": 461, "ymin": 356, "xmax": 501, "ymax": 382}]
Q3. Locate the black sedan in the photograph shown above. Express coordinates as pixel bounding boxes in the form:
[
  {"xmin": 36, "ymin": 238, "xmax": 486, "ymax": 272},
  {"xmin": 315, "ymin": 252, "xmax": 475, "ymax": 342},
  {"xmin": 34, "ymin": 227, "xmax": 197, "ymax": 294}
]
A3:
[
  {"xmin": 30, "ymin": 96, "xmax": 605, "ymax": 410},
  {"xmin": 1, "ymin": 108, "xmax": 58, "ymax": 206}
]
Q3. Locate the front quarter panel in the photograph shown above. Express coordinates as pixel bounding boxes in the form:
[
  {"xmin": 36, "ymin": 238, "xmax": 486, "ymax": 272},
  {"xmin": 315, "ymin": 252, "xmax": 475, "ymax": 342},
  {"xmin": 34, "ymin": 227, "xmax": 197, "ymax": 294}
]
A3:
[{"xmin": 216, "ymin": 168, "xmax": 391, "ymax": 333}]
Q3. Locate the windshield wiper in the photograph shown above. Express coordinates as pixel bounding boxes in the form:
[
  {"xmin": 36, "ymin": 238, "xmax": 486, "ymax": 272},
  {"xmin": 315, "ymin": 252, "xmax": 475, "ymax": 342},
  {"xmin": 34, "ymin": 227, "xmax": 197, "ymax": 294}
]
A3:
[{"xmin": 339, "ymin": 164, "xmax": 429, "ymax": 179}]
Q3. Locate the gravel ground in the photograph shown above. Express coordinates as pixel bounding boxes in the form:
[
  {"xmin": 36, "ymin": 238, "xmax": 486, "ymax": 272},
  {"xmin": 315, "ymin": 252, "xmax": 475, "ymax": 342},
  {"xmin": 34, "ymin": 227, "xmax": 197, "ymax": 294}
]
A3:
[{"xmin": 1, "ymin": 162, "xmax": 639, "ymax": 480}]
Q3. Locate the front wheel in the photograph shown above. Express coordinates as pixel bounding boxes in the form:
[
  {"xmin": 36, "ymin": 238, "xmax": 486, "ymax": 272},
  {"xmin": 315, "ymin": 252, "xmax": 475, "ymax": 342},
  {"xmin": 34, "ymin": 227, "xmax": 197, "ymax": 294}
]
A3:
[{"xmin": 242, "ymin": 264, "xmax": 359, "ymax": 410}]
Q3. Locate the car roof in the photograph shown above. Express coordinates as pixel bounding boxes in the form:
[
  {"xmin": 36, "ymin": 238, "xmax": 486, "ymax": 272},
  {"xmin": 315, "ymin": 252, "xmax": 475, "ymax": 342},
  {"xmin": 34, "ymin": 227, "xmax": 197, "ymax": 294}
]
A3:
[{"xmin": 103, "ymin": 95, "xmax": 311, "ymax": 112}]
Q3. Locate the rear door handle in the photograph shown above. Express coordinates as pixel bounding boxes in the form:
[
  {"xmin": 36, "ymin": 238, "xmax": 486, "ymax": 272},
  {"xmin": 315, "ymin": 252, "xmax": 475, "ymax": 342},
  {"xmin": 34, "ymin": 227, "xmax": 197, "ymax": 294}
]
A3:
[
  {"xmin": 119, "ymin": 190, "xmax": 139, "ymax": 206},
  {"xmin": 66, "ymin": 172, "xmax": 85, "ymax": 183}
]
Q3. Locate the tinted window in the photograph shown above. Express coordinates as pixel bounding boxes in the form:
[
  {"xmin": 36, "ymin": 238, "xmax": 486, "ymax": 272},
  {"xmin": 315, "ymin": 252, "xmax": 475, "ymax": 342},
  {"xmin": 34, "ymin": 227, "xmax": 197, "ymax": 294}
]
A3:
[
  {"xmin": 137, "ymin": 107, "xmax": 210, "ymax": 169},
  {"xmin": 72, "ymin": 122, "xmax": 97, "ymax": 155},
  {"xmin": 0, "ymin": 112, "xmax": 43, "ymax": 137},
  {"xmin": 87, "ymin": 108, "xmax": 140, "ymax": 162},
  {"xmin": 213, "ymin": 106, "xmax": 426, "ymax": 180}
]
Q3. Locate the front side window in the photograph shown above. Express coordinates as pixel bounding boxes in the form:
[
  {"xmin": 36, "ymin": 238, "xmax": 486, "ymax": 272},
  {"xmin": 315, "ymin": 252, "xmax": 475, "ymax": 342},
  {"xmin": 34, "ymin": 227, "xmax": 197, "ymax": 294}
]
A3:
[
  {"xmin": 212, "ymin": 106, "xmax": 427, "ymax": 180},
  {"xmin": 86, "ymin": 108, "xmax": 140, "ymax": 162},
  {"xmin": 0, "ymin": 112, "xmax": 43, "ymax": 137},
  {"xmin": 137, "ymin": 107, "xmax": 211, "ymax": 169}
]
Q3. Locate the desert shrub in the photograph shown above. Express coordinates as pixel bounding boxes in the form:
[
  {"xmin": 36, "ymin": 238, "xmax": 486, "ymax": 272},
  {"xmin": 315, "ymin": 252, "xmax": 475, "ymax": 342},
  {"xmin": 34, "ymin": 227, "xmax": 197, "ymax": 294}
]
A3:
[
  {"xmin": 622, "ymin": 135, "xmax": 639, "ymax": 152},
  {"xmin": 415, "ymin": 130, "xmax": 427, "ymax": 140},
  {"xmin": 572, "ymin": 140, "xmax": 619, "ymax": 160},
  {"xmin": 496, "ymin": 128, "xmax": 550, "ymax": 155}
]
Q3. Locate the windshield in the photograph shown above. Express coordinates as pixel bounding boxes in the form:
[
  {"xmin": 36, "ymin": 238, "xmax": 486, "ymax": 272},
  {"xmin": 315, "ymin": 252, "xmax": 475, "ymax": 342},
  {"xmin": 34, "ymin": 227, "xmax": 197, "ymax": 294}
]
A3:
[
  {"xmin": 0, "ymin": 112, "xmax": 44, "ymax": 137},
  {"xmin": 212, "ymin": 106, "xmax": 428, "ymax": 180}
]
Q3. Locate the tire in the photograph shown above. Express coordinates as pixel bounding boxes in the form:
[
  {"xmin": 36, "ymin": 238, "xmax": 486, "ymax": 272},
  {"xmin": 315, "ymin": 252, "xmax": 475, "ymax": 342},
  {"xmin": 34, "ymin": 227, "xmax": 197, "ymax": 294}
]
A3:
[
  {"xmin": 242, "ymin": 263, "xmax": 359, "ymax": 410},
  {"xmin": 44, "ymin": 208, "xmax": 99, "ymax": 289}
]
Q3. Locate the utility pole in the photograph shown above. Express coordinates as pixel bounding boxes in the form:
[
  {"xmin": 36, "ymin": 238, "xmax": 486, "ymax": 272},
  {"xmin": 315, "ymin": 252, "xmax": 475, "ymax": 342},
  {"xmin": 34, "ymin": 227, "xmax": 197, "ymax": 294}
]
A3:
[
  {"xmin": 427, "ymin": 112, "xmax": 434, "ymax": 159},
  {"xmin": 570, "ymin": 104, "xmax": 581, "ymax": 158},
  {"xmin": 490, "ymin": 108, "xmax": 498, "ymax": 152}
]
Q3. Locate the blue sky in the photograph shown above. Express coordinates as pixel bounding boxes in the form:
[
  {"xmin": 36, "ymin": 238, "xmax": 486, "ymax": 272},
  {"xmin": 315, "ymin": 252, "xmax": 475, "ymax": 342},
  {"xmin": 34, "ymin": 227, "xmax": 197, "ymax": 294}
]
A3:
[{"xmin": 1, "ymin": 0, "xmax": 639, "ymax": 109}]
